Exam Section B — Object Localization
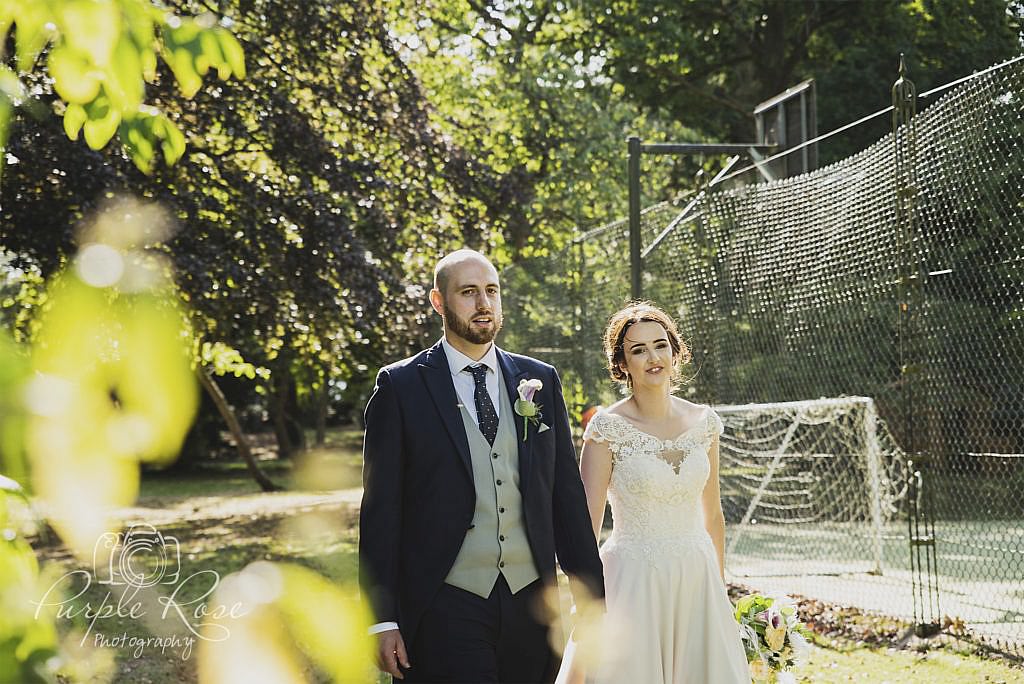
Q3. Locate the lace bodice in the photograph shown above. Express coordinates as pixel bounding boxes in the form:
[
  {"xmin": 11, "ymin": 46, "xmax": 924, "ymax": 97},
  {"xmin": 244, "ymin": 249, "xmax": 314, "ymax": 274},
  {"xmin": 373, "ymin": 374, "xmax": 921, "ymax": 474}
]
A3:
[{"xmin": 584, "ymin": 407, "xmax": 724, "ymax": 561}]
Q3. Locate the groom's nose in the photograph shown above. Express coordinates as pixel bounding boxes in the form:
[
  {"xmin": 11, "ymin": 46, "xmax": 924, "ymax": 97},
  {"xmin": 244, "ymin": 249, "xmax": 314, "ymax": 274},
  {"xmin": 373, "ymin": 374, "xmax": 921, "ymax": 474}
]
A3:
[{"xmin": 476, "ymin": 292, "xmax": 495, "ymax": 310}]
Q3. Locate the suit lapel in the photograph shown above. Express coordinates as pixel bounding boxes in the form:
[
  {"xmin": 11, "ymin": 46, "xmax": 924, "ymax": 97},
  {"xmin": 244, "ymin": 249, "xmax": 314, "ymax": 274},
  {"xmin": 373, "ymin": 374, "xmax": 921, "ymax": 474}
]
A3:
[
  {"xmin": 419, "ymin": 342, "xmax": 473, "ymax": 480},
  {"xmin": 497, "ymin": 348, "xmax": 532, "ymax": 495}
]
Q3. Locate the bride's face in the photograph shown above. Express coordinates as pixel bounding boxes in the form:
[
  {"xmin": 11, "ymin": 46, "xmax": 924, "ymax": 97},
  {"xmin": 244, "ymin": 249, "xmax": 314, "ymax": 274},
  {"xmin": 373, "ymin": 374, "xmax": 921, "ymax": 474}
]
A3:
[{"xmin": 620, "ymin": 321, "xmax": 677, "ymax": 389}]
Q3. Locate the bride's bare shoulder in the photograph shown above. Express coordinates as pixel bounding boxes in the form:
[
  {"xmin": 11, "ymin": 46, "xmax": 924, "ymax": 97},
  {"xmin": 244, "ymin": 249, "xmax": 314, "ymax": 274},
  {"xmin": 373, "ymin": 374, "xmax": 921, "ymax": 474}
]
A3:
[
  {"xmin": 604, "ymin": 398, "xmax": 632, "ymax": 417},
  {"xmin": 670, "ymin": 396, "xmax": 709, "ymax": 419}
]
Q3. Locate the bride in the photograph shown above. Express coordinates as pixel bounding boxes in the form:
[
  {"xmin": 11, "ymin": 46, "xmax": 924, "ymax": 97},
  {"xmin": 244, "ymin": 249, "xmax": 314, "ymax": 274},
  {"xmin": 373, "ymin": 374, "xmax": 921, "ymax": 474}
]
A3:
[{"xmin": 558, "ymin": 302, "xmax": 750, "ymax": 684}]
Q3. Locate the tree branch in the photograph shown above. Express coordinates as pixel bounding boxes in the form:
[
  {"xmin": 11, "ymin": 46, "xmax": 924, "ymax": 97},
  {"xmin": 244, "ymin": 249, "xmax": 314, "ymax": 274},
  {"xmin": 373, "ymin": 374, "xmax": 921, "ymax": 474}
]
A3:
[{"xmin": 198, "ymin": 368, "xmax": 282, "ymax": 492}]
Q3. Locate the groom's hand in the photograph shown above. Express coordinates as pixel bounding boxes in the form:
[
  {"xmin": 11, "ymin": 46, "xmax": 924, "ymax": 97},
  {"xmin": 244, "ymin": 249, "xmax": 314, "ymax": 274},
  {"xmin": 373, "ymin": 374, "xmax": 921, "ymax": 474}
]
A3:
[{"xmin": 375, "ymin": 629, "xmax": 410, "ymax": 679}]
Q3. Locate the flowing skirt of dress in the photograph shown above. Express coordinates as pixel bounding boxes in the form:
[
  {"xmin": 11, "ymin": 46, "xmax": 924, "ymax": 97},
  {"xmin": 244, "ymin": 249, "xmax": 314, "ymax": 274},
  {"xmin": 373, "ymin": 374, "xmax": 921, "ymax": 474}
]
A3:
[{"xmin": 558, "ymin": 536, "xmax": 751, "ymax": 684}]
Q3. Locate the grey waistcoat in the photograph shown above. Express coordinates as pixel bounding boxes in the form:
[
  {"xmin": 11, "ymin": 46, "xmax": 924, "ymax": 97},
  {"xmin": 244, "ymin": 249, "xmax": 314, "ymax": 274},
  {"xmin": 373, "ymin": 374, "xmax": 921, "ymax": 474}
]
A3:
[{"xmin": 445, "ymin": 365, "xmax": 540, "ymax": 597}]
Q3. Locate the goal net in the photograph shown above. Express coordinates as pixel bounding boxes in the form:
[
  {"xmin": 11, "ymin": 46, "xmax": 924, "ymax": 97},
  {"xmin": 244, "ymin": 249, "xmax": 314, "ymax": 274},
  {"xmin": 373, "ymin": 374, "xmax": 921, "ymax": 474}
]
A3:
[{"xmin": 717, "ymin": 396, "xmax": 911, "ymax": 578}]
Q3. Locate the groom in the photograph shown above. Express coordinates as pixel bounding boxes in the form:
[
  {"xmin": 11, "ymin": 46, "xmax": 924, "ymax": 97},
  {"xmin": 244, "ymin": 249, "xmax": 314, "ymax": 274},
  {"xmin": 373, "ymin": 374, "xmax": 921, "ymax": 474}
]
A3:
[{"xmin": 359, "ymin": 249, "xmax": 604, "ymax": 682}]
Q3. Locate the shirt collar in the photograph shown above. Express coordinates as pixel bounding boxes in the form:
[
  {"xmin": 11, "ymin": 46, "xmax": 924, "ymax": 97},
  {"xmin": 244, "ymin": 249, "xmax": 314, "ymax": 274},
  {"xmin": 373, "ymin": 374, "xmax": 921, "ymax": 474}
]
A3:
[{"xmin": 442, "ymin": 337, "xmax": 498, "ymax": 377}]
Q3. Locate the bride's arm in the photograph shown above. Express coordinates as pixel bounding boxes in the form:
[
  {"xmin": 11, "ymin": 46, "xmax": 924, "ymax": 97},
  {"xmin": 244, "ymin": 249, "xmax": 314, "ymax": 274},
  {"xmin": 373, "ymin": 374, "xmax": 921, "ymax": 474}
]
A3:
[
  {"xmin": 570, "ymin": 438, "xmax": 613, "ymax": 681},
  {"xmin": 579, "ymin": 439, "xmax": 613, "ymax": 542},
  {"xmin": 702, "ymin": 433, "xmax": 728, "ymax": 581}
]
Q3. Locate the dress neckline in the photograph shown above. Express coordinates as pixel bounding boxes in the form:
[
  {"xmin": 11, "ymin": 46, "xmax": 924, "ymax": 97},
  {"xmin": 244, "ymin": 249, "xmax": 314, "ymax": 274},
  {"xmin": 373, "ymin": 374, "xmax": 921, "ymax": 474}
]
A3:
[{"xmin": 604, "ymin": 406, "xmax": 710, "ymax": 445}]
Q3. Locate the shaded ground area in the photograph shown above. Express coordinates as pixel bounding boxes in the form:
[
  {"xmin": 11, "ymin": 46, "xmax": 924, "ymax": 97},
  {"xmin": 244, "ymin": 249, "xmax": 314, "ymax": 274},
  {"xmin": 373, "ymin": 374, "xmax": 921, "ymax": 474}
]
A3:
[
  {"xmin": 29, "ymin": 485, "xmax": 1023, "ymax": 684},
  {"xmin": 25, "ymin": 422, "xmax": 1024, "ymax": 683}
]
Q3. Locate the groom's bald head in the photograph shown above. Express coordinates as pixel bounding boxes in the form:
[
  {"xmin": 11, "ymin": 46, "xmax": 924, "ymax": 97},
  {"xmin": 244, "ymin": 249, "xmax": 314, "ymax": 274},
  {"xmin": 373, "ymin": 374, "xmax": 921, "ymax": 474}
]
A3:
[
  {"xmin": 430, "ymin": 250, "xmax": 503, "ymax": 347},
  {"xmin": 433, "ymin": 249, "xmax": 497, "ymax": 296}
]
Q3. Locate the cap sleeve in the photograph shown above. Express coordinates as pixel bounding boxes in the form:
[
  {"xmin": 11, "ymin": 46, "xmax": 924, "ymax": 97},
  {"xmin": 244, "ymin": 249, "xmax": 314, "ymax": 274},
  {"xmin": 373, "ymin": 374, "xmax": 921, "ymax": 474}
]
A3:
[
  {"xmin": 708, "ymin": 408, "xmax": 724, "ymax": 437},
  {"xmin": 582, "ymin": 410, "xmax": 610, "ymax": 443}
]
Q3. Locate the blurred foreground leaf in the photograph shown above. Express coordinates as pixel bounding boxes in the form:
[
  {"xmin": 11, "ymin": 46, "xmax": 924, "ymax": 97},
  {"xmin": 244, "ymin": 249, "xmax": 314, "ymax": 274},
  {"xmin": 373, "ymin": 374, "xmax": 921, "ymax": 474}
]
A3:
[
  {"xmin": 198, "ymin": 562, "xmax": 373, "ymax": 684},
  {"xmin": 0, "ymin": 486, "xmax": 61, "ymax": 682},
  {"xmin": 25, "ymin": 199, "xmax": 198, "ymax": 556}
]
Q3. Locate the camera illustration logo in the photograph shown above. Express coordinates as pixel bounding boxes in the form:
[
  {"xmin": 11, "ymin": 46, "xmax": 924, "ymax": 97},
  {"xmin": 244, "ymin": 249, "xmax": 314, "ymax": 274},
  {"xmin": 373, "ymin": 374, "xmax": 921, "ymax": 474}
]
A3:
[{"xmin": 93, "ymin": 523, "xmax": 181, "ymax": 587}]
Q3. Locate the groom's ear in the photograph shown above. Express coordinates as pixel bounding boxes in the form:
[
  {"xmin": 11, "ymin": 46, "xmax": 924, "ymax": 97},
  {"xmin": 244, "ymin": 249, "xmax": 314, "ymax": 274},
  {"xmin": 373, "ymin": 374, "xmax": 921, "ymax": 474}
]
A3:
[{"xmin": 429, "ymin": 288, "xmax": 444, "ymax": 316}]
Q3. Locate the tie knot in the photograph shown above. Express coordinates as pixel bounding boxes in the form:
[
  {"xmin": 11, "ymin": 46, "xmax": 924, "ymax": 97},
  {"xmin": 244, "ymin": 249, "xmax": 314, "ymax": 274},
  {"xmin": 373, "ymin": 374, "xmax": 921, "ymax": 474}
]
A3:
[{"xmin": 465, "ymin": 364, "xmax": 489, "ymax": 385}]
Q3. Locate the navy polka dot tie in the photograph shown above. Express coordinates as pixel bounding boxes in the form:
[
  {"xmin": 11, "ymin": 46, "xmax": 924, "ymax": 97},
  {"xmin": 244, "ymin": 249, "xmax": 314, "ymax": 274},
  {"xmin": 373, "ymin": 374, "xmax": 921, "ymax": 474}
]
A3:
[{"xmin": 466, "ymin": 364, "xmax": 498, "ymax": 446}]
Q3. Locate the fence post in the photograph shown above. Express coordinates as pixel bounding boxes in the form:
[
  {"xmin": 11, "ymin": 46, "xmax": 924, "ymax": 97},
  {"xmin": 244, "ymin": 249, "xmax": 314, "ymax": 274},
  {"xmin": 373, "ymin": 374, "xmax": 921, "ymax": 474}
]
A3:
[
  {"xmin": 893, "ymin": 53, "xmax": 941, "ymax": 639},
  {"xmin": 572, "ymin": 238, "xmax": 587, "ymax": 421},
  {"xmin": 628, "ymin": 136, "xmax": 642, "ymax": 299},
  {"xmin": 863, "ymin": 399, "xmax": 885, "ymax": 575}
]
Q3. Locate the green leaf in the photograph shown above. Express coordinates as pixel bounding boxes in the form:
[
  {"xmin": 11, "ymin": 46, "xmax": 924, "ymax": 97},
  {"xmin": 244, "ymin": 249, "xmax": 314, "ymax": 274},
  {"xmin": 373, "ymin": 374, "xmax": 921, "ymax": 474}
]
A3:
[
  {"xmin": 216, "ymin": 28, "xmax": 246, "ymax": 78},
  {"xmin": 13, "ymin": 2, "xmax": 53, "ymax": 70},
  {"xmin": 271, "ymin": 564, "xmax": 374, "ymax": 682},
  {"xmin": 735, "ymin": 594, "xmax": 758, "ymax": 617},
  {"xmin": 167, "ymin": 17, "xmax": 203, "ymax": 45},
  {"xmin": 198, "ymin": 28, "xmax": 224, "ymax": 78},
  {"xmin": 118, "ymin": 116, "xmax": 154, "ymax": 173},
  {"xmin": 0, "ymin": 10, "xmax": 13, "ymax": 50},
  {"xmin": 120, "ymin": 0, "xmax": 159, "ymax": 50},
  {"xmin": 157, "ymin": 114, "xmax": 186, "ymax": 166},
  {"xmin": 62, "ymin": 102, "xmax": 88, "ymax": 140},
  {"xmin": 0, "ymin": 100, "xmax": 8, "ymax": 183},
  {"xmin": 140, "ymin": 48, "xmax": 157, "ymax": 81},
  {"xmin": 121, "ymin": 109, "xmax": 188, "ymax": 171},
  {"xmin": 0, "ymin": 66, "xmax": 26, "ymax": 107},
  {"xmin": 118, "ymin": 297, "xmax": 199, "ymax": 464},
  {"xmin": 47, "ymin": 45, "xmax": 102, "ymax": 104},
  {"xmin": 162, "ymin": 46, "xmax": 202, "ymax": 98},
  {"xmin": 82, "ymin": 94, "xmax": 120, "ymax": 149},
  {"xmin": 107, "ymin": 36, "xmax": 145, "ymax": 111},
  {"xmin": 59, "ymin": 0, "xmax": 122, "ymax": 67}
]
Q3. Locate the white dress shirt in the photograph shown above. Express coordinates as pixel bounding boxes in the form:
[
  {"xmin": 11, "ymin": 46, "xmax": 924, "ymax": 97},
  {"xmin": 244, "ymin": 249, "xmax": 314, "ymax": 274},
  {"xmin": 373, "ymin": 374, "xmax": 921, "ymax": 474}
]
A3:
[
  {"xmin": 367, "ymin": 339, "xmax": 501, "ymax": 636},
  {"xmin": 441, "ymin": 337, "xmax": 500, "ymax": 422}
]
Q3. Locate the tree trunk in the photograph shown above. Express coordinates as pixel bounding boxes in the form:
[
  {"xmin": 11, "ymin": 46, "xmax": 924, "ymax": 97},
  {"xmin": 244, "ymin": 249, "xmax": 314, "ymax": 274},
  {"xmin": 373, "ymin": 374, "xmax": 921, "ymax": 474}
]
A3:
[
  {"xmin": 285, "ymin": 370, "xmax": 307, "ymax": 451},
  {"xmin": 270, "ymin": 366, "xmax": 301, "ymax": 458},
  {"xmin": 271, "ymin": 366, "xmax": 307, "ymax": 456},
  {"xmin": 314, "ymin": 380, "xmax": 328, "ymax": 447},
  {"xmin": 287, "ymin": 412, "xmax": 306, "ymax": 451},
  {"xmin": 270, "ymin": 394, "xmax": 294, "ymax": 459},
  {"xmin": 197, "ymin": 369, "xmax": 281, "ymax": 492}
]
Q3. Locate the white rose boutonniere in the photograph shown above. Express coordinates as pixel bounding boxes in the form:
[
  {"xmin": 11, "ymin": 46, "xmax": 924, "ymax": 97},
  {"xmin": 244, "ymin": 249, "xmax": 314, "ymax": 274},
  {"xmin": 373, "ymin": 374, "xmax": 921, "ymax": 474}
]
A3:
[{"xmin": 513, "ymin": 378, "xmax": 544, "ymax": 441}]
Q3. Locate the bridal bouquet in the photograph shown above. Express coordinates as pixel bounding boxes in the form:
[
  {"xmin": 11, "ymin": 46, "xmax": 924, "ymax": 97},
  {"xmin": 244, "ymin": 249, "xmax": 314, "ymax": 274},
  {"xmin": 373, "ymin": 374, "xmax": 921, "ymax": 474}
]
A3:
[{"xmin": 734, "ymin": 592, "xmax": 812, "ymax": 684}]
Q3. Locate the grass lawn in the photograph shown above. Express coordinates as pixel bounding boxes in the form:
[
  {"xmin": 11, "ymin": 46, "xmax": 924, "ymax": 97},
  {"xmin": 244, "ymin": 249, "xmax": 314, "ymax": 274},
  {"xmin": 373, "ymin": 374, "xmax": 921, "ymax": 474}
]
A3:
[
  {"xmin": 26, "ymin": 426, "xmax": 1023, "ymax": 683},
  {"xmin": 137, "ymin": 426, "xmax": 366, "ymax": 500},
  {"xmin": 801, "ymin": 645, "xmax": 1023, "ymax": 682}
]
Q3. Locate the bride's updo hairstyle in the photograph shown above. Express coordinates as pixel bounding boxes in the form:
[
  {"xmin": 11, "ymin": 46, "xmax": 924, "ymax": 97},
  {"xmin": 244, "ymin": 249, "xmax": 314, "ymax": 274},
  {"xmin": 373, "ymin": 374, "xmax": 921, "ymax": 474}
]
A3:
[{"xmin": 604, "ymin": 301, "xmax": 691, "ymax": 388}]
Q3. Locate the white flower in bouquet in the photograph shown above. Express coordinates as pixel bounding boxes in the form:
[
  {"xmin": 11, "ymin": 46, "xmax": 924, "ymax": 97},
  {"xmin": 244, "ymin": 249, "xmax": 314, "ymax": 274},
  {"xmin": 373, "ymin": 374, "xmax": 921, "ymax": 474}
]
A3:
[{"xmin": 788, "ymin": 629, "xmax": 812, "ymax": 666}]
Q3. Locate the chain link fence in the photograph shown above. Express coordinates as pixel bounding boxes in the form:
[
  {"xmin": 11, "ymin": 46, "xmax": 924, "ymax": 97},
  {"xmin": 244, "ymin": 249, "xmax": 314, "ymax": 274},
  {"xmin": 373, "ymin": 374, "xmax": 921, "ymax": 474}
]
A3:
[{"xmin": 501, "ymin": 55, "xmax": 1024, "ymax": 656}]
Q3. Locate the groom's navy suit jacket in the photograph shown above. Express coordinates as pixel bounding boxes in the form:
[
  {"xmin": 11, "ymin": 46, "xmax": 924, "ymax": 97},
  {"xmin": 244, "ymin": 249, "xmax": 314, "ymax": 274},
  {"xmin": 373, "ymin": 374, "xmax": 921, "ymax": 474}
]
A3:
[{"xmin": 359, "ymin": 340, "xmax": 604, "ymax": 647}]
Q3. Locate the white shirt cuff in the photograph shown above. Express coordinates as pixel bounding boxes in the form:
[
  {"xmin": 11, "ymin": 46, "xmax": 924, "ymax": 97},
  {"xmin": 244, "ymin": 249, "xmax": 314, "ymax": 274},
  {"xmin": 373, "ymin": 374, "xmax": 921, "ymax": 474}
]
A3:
[{"xmin": 368, "ymin": 621, "xmax": 400, "ymax": 635}]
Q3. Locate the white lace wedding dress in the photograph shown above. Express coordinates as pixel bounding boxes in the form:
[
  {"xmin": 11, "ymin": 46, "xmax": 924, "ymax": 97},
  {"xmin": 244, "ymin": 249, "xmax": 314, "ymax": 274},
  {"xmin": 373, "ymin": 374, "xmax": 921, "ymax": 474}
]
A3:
[{"xmin": 558, "ymin": 407, "xmax": 751, "ymax": 684}]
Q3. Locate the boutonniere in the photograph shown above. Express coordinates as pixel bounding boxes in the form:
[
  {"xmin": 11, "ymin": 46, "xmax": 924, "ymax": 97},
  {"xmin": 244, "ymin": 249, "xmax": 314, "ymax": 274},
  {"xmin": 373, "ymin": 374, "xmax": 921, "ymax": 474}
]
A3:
[{"xmin": 514, "ymin": 378, "xmax": 544, "ymax": 441}]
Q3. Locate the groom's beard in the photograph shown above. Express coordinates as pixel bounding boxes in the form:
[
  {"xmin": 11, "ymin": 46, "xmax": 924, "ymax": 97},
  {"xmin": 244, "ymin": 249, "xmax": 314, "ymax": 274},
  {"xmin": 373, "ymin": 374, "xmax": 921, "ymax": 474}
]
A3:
[{"xmin": 443, "ymin": 303, "xmax": 503, "ymax": 345}]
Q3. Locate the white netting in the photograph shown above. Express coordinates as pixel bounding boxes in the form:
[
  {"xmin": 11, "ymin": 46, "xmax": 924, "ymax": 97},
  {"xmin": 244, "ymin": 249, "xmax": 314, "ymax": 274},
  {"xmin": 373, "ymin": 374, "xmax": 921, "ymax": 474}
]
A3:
[
  {"xmin": 501, "ymin": 56, "xmax": 1024, "ymax": 653},
  {"xmin": 716, "ymin": 396, "xmax": 911, "ymax": 578}
]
